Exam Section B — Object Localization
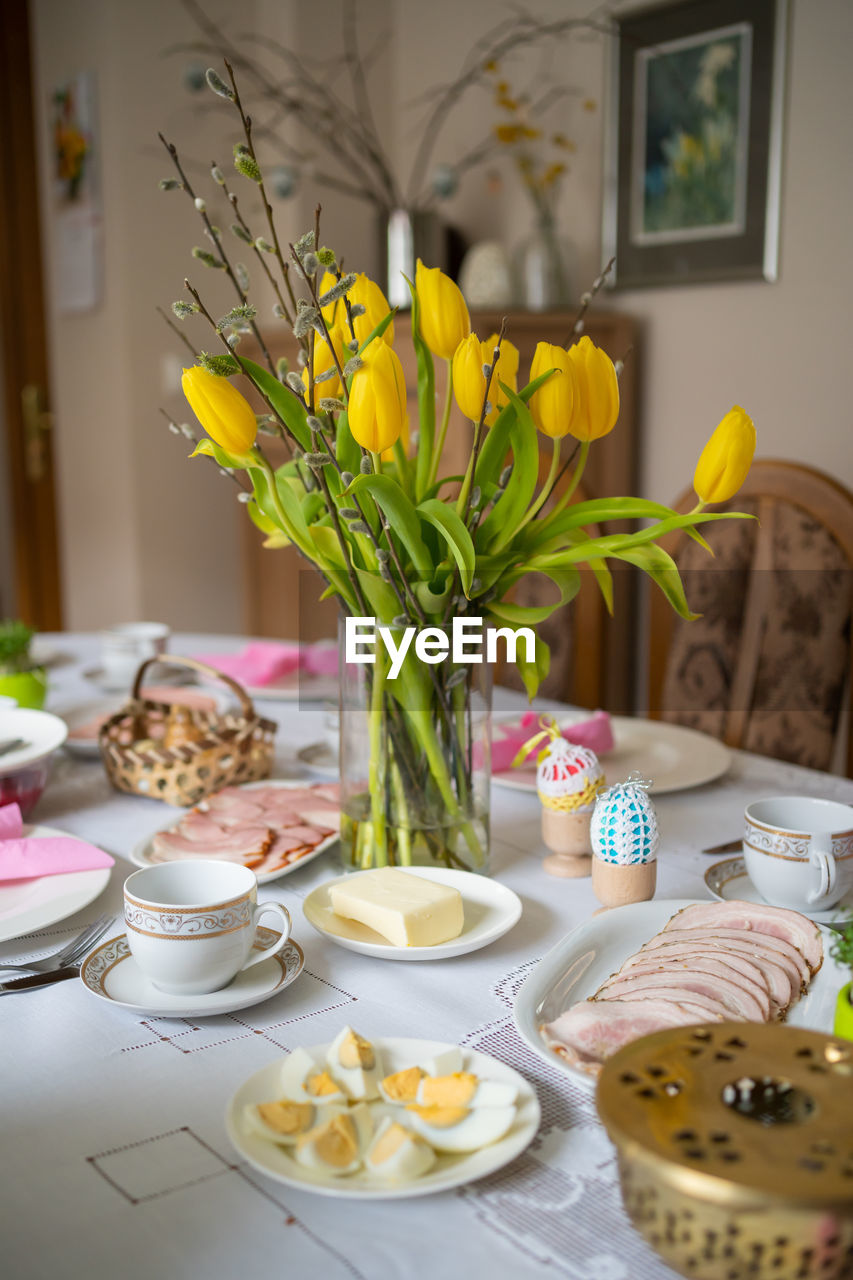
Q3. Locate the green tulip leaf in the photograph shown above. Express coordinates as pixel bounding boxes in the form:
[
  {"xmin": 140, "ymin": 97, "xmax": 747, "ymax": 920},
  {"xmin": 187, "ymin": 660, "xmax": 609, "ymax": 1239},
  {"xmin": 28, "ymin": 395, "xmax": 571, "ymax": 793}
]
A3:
[
  {"xmin": 417, "ymin": 498, "xmax": 476, "ymax": 594},
  {"xmin": 477, "ymin": 395, "xmax": 539, "ymax": 552},
  {"xmin": 346, "ymin": 473, "xmax": 431, "ymax": 570},
  {"xmin": 190, "ymin": 437, "xmax": 254, "ymax": 470},
  {"xmin": 473, "ymin": 367, "xmax": 555, "ymax": 491},
  {"xmin": 335, "ymin": 407, "xmax": 362, "ymax": 476},
  {"xmin": 240, "ymin": 356, "xmax": 311, "ymax": 450},
  {"xmin": 504, "ymin": 628, "xmax": 551, "ymax": 701}
]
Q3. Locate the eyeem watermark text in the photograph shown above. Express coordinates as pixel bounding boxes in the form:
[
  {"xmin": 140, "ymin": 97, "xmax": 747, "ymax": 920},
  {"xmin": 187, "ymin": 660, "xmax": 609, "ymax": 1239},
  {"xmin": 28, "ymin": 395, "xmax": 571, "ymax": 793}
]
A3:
[{"xmin": 345, "ymin": 617, "xmax": 535, "ymax": 679}]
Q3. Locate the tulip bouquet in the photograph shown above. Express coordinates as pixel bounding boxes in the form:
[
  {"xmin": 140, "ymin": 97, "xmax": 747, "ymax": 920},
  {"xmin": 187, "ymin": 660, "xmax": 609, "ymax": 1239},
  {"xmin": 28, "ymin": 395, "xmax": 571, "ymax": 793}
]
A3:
[{"xmin": 164, "ymin": 65, "xmax": 756, "ymax": 872}]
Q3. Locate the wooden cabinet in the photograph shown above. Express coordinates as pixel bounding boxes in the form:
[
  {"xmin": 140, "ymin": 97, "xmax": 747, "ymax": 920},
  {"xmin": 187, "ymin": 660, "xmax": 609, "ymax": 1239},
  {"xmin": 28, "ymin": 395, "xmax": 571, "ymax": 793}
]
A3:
[{"xmin": 241, "ymin": 308, "xmax": 640, "ymax": 711}]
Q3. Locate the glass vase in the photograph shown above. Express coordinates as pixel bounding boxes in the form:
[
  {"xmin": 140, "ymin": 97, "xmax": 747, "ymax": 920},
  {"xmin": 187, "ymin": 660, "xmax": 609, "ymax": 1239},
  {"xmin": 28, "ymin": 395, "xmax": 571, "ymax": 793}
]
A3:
[
  {"xmin": 515, "ymin": 220, "xmax": 576, "ymax": 311},
  {"xmin": 338, "ymin": 619, "xmax": 492, "ymax": 874}
]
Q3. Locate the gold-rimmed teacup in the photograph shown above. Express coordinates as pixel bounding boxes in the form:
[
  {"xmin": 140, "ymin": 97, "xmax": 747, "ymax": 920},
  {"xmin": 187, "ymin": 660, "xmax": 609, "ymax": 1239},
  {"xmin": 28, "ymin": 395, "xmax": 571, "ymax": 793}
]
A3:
[
  {"xmin": 123, "ymin": 861, "xmax": 291, "ymax": 995},
  {"xmin": 743, "ymin": 796, "xmax": 853, "ymax": 912}
]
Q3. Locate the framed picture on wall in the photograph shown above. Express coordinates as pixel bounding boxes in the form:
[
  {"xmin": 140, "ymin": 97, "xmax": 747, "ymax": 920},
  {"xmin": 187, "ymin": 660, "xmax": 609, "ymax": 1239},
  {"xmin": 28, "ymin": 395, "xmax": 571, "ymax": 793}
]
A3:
[{"xmin": 603, "ymin": 0, "xmax": 788, "ymax": 288}]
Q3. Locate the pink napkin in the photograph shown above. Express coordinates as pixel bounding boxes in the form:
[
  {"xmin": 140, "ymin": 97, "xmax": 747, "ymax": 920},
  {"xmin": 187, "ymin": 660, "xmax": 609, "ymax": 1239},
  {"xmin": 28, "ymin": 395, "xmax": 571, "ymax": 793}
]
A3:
[
  {"xmin": 491, "ymin": 709, "xmax": 615, "ymax": 773},
  {"xmin": 192, "ymin": 641, "xmax": 338, "ymax": 687},
  {"xmin": 193, "ymin": 641, "xmax": 302, "ymax": 687},
  {"xmin": 0, "ymin": 802, "xmax": 114, "ymax": 882}
]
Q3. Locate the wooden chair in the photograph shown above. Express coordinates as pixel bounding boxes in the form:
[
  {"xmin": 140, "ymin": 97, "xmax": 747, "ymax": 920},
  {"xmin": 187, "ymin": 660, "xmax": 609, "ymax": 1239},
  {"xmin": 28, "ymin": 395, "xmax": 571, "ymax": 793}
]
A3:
[{"xmin": 648, "ymin": 460, "xmax": 853, "ymax": 775}]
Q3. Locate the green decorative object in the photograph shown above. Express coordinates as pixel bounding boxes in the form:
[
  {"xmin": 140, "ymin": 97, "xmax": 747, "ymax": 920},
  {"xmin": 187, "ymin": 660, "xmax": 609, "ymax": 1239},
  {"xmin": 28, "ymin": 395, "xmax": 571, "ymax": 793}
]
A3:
[
  {"xmin": 834, "ymin": 982, "xmax": 853, "ymax": 1040},
  {"xmin": 0, "ymin": 620, "xmax": 47, "ymax": 709}
]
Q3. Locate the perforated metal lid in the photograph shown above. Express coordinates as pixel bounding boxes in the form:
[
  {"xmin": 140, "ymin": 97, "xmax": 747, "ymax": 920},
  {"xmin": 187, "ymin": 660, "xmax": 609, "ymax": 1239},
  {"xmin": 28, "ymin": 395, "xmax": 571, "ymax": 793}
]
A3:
[{"xmin": 597, "ymin": 1021, "xmax": 853, "ymax": 1212}]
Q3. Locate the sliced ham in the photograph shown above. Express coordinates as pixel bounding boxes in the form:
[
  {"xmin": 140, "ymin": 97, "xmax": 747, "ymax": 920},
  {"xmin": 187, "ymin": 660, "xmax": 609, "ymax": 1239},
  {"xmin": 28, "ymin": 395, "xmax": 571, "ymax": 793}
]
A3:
[
  {"xmin": 598, "ymin": 969, "xmax": 767, "ymax": 1021},
  {"xmin": 151, "ymin": 825, "xmax": 272, "ymax": 863},
  {"xmin": 642, "ymin": 927, "xmax": 809, "ymax": 988},
  {"xmin": 604, "ymin": 957, "xmax": 772, "ymax": 1020},
  {"xmin": 617, "ymin": 944, "xmax": 790, "ymax": 1016},
  {"xmin": 543, "ymin": 998, "xmax": 722, "ymax": 1076},
  {"xmin": 662, "ymin": 901, "xmax": 823, "ymax": 974}
]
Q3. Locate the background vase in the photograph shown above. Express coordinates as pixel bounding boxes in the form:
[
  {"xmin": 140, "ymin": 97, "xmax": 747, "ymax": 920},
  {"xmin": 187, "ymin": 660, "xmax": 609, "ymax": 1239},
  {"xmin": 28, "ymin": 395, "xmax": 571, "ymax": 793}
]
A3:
[
  {"xmin": 338, "ymin": 619, "xmax": 492, "ymax": 873},
  {"xmin": 515, "ymin": 220, "xmax": 576, "ymax": 311},
  {"xmin": 380, "ymin": 208, "xmax": 466, "ymax": 308}
]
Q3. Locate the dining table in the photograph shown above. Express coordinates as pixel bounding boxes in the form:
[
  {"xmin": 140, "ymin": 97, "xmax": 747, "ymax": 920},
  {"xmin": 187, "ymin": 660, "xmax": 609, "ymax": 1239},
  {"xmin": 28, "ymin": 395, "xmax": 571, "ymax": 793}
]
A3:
[{"xmin": 3, "ymin": 632, "xmax": 853, "ymax": 1280}]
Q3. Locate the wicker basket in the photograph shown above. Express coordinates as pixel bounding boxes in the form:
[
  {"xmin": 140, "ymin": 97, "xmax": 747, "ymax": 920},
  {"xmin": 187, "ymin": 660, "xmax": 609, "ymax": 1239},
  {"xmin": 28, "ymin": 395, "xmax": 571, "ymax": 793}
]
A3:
[{"xmin": 98, "ymin": 655, "xmax": 277, "ymax": 806}]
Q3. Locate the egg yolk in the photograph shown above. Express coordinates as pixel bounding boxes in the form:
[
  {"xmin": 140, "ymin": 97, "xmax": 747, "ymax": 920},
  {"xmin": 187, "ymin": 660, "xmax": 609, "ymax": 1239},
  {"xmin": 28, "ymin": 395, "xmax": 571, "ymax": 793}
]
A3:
[
  {"xmin": 307, "ymin": 1071, "xmax": 341, "ymax": 1097},
  {"xmin": 338, "ymin": 1030, "xmax": 375, "ymax": 1071},
  {"xmin": 257, "ymin": 1101, "xmax": 314, "ymax": 1135},
  {"xmin": 299, "ymin": 1114, "xmax": 358, "ymax": 1168},
  {"xmin": 370, "ymin": 1122, "xmax": 410, "ymax": 1164},
  {"xmin": 381, "ymin": 1067, "xmax": 424, "ymax": 1101},
  {"xmin": 419, "ymin": 1072, "xmax": 478, "ymax": 1107},
  {"xmin": 406, "ymin": 1104, "xmax": 469, "ymax": 1129}
]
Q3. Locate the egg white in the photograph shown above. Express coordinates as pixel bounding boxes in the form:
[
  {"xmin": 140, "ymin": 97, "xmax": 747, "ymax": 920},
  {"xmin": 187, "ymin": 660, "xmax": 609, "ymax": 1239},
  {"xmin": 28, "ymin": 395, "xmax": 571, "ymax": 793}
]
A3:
[
  {"xmin": 243, "ymin": 1099, "xmax": 344, "ymax": 1146},
  {"xmin": 325, "ymin": 1026, "xmax": 383, "ymax": 1101},
  {"xmin": 279, "ymin": 1046, "xmax": 346, "ymax": 1105},
  {"xmin": 364, "ymin": 1116, "xmax": 437, "ymax": 1182},
  {"xmin": 406, "ymin": 1103, "xmax": 517, "ymax": 1153}
]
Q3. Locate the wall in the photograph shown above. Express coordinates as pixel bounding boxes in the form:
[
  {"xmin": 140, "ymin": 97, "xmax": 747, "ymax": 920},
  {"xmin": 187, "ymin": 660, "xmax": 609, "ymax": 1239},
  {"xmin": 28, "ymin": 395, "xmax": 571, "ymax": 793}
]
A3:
[{"xmin": 29, "ymin": 0, "xmax": 853, "ymax": 634}]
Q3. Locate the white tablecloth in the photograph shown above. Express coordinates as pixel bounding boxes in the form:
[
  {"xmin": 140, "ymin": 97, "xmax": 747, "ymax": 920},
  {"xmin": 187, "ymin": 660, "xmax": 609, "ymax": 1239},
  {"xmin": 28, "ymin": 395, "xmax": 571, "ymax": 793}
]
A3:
[{"xmin": 4, "ymin": 635, "xmax": 853, "ymax": 1280}]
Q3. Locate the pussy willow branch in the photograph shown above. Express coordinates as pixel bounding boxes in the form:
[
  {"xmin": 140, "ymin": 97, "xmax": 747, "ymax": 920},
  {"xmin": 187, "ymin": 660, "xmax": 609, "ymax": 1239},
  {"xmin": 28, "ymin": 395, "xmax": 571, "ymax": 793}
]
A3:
[
  {"xmin": 224, "ymin": 60, "xmax": 295, "ymax": 308},
  {"xmin": 158, "ymin": 133, "xmax": 276, "ymax": 377},
  {"xmin": 220, "ymin": 175, "xmax": 293, "ymax": 327},
  {"xmin": 565, "ymin": 255, "xmax": 615, "ymax": 345},
  {"xmin": 157, "ymin": 305, "xmax": 199, "ymax": 360}
]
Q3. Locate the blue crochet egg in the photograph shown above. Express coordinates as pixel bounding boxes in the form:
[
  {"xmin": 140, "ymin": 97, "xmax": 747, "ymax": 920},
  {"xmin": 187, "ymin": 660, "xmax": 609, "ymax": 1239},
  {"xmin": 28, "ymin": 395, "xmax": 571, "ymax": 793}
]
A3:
[{"xmin": 590, "ymin": 777, "xmax": 659, "ymax": 866}]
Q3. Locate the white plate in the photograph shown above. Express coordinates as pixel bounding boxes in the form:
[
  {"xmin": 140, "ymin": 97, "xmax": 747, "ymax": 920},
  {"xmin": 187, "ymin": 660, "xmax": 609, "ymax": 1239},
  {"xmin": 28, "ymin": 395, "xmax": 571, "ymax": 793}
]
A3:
[
  {"xmin": 0, "ymin": 708, "xmax": 68, "ymax": 775},
  {"xmin": 79, "ymin": 929, "xmax": 304, "ymax": 1017},
  {"xmin": 492, "ymin": 715, "xmax": 732, "ymax": 795},
  {"xmin": 705, "ymin": 856, "xmax": 852, "ymax": 923},
  {"xmin": 130, "ymin": 780, "xmax": 339, "ymax": 884},
  {"xmin": 0, "ymin": 824, "xmax": 112, "ymax": 944},
  {"xmin": 296, "ymin": 740, "xmax": 338, "ymax": 777},
  {"xmin": 303, "ymin": 867, "xmax": 523, "ymax": 960},
  {"xmin": 225, "ymin": 1036, "xmax": 540, "ymax": 1199},
  {"xmin": 57, "ymin": 689, "xmax": 232, "ymax": 758},
  {"xmin": 513, "ymin": 898, "xmax": 845, "ymax": 1090}
]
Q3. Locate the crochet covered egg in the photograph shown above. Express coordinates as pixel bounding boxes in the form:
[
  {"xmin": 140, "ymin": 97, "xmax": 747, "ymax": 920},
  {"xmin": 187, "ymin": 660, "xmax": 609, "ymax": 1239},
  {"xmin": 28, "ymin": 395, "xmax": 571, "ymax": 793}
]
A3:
[
  {"xmin": 536, "ymin": 739, "xmax": 605, "ymax": 815},
  {"xmin": 590, "ymin": 777, "xmax": 659, "ymax": 866}
]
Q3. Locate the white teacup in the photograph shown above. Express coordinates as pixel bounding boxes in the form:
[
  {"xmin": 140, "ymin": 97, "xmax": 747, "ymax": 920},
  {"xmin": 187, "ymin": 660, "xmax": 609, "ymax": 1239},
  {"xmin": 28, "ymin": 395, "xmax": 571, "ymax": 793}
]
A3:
[
  {"xmin": 743, "ymin": 796, "xmax": 853, "ymax": 912},
  {"xmin": 123, "ymin": 861, "xmax": 291, "ymax": 995},
  {"xmin": 101, "ymin": 621, "xmax": 170, "ymax": 687}
]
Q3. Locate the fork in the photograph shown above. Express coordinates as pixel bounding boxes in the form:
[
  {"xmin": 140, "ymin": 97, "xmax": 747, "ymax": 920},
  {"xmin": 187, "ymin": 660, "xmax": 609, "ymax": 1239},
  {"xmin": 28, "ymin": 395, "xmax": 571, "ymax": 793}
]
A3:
[{"xmin": 0, "ymin": 913, "xmax": 113, "ymax": 976}]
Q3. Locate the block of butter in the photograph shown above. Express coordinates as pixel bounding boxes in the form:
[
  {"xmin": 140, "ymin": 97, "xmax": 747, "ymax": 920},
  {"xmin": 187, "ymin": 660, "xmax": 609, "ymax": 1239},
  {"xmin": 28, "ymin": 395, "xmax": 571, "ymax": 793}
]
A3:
[{"xmin": 328, "ymin": 869, "xmax": 464, "ymax": 947}]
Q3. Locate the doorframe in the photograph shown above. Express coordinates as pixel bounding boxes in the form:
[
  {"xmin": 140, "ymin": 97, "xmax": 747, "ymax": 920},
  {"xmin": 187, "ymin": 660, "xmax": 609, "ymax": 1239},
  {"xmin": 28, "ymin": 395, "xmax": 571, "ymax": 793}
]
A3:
[{"xmin": 0, "ymin": 0, "xmax": 63, "ymax": 628}]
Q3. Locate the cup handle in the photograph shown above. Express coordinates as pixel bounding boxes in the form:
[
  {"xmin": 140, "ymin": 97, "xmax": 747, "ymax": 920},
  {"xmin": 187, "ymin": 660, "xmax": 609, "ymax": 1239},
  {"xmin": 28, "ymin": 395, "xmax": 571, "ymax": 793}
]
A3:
[
  {"xmin": 241, "ymin": 902, "xmax": 292, "ymax": 971},
  {"xmin": 807, "ymin": 833, "xmax": 836, "ymax": 905}
]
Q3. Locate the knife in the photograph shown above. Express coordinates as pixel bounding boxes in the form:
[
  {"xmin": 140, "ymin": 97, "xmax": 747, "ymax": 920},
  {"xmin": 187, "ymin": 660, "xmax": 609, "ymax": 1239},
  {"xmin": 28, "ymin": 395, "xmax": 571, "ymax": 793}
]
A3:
[
  {"xmin": 0, "ymin": 966, "xmax": 79, "ymax": 994},
  {"xmin": 701, "ymin": 837, "xmax": 743, "ymax": 855}
]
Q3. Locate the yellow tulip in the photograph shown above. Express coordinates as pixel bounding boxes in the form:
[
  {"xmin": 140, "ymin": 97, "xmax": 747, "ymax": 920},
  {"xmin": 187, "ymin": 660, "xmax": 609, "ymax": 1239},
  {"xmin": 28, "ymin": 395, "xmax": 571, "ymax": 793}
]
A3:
[
  {"xmin": 484, "ymin": 332, "xmax": 519, "ymax": 425},
  {"xmin": 182, "ymin": 365, "xmax": 257, "ymax": 455},
  {"xmin": 304, "ymin": 325, "xmax": 345, "ymax": 401},
  {"xmin": 452, "ymin": 332, "xmax": 520, "ymax": 424},
  {"xmin": 415, "ymin": 259, "xmax": 470, "ymax": 360},
  {"xmin": 319, "ymin": 271, "xmax": 394, "ymax": 348},
  {"xmin": 566, "ymin": 335, "xmax": 619, "ymax": 441},
  {"xmin": 349, "ymin": 273, "xmax": 394, "ymax": 347},
  {"xmin": 528, "ymin": 342, "xmax": 578, "ymax": 439},
  {"xmin": 452, "ymin": 333, "xmax": 487, "ymax": 421},
  {"xmin": 348, "ymin": 342, "xmax": 408, "ymax": 454},
  {"xmin": 693, "ymin": 406, "xmax": 756, "ymax": 503}
]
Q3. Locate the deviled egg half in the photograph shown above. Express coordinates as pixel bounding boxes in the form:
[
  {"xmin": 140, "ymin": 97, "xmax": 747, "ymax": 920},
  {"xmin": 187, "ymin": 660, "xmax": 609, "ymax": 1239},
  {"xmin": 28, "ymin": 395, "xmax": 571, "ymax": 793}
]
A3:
[
  {"xmin": 295, "ymin": 1101, "xmax": 374, "ymax": 1177},
  {"xmin": 326, "ymin": 1026, "xmax": 383, "ymax": 1100},
  {"xmin": 279, "ymin": 1046, "xmax": 347, "ymax": 1105},
  {"xmin": 364, "ymin": 1117, "xmax": 436, "ymax": 1182}
]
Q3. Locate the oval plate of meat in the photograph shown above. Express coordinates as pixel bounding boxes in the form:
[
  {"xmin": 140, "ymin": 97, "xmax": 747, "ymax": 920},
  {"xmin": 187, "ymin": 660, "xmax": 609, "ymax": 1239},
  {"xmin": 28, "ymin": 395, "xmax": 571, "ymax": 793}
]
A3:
[
  {"xmin": 514, "ymin": 898, "xmax": 843, "ymax": 1089},
  {"xmin": 130, "ymin": 780, "xmax": 340, "ymax": 883}
]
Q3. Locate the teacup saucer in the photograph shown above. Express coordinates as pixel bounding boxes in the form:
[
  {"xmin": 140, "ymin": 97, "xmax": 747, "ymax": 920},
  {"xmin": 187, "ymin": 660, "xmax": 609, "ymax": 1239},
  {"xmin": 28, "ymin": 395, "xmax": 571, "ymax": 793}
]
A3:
[
  {"xmin": 79, "ymin": 928, "xmax": 304, "ymax": 1017},
  {"xmin": 704, "ymin": 856, "xmax": 852, "ymax": 923}
]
